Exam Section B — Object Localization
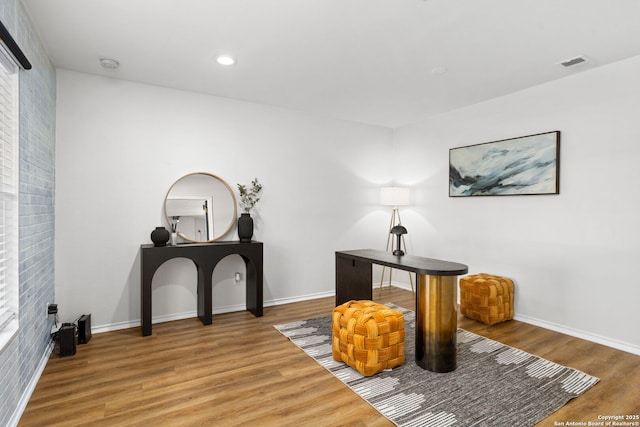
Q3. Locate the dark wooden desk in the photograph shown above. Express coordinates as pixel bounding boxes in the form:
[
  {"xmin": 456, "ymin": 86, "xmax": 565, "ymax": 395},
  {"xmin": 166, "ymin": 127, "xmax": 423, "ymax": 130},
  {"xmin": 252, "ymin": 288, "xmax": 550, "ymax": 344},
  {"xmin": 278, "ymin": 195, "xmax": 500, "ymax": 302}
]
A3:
[
  {"xmin": 336, "ymin": 249, "xmax": 468, "ymax": 372},
  {"xmin": 140, "ymin": 241, "xmax": 263, "ymax": 336}
]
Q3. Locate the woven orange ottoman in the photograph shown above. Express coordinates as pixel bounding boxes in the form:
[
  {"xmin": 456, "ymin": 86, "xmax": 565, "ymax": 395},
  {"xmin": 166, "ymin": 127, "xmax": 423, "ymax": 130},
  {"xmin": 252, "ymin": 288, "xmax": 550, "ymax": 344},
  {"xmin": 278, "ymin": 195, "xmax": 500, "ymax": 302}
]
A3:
[
  {"xmin": 331, "ymin": 300, "xmax": 405, "ymax": 376},
  {"xmin": 460, "ymin": 273, "xmax": 514, "ymax": 325}
]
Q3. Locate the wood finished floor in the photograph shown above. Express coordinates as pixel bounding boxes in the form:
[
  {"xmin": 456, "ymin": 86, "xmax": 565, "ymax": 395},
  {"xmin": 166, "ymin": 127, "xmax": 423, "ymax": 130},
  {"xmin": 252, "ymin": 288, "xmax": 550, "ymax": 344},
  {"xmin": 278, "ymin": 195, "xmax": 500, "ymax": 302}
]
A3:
[{"xmin": 20, "ymin": 287, "xmax": 640, "ymax": 426}]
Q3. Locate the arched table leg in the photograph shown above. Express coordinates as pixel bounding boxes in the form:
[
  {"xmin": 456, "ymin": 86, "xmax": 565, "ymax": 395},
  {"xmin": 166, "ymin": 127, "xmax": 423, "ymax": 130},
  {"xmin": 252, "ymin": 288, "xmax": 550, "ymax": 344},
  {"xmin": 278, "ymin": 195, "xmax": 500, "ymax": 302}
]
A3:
[
  {"xmin": 140, "ymin": 241, "xmax": 263, "ymax": 336},
  {"xmin": 243, "ymin": 255, "xmax": 263, "ymax": 317}
]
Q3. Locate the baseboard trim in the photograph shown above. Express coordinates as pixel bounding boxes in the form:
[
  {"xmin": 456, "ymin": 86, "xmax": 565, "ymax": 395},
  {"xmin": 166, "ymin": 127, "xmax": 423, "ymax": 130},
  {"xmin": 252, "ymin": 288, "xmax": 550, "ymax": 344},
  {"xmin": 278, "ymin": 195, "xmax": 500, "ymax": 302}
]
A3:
[
  {"xmin": 92, "ymin": 290, "xmax": 336, "ymax": 334},
  {"xmin": 9, "ymin": 342, "xmax": 53, "ymax": 427},
  {"xmin": 264, "ymin": 290, "xmax": 336, "ymax": 307},
  {"xmin": 379, "ymin": 280, "xmax": 414, "ymax": 292},
  {"xmin": 90, "ymin": 287, "xmax": 640, "ymax": 356},
  {"xmin": 381, "ymin": 282, "xmax": 640, "ymax": 356},
  {"xmin": 514, "ymin": 313, "xmax": 640, "ymax": 356}
]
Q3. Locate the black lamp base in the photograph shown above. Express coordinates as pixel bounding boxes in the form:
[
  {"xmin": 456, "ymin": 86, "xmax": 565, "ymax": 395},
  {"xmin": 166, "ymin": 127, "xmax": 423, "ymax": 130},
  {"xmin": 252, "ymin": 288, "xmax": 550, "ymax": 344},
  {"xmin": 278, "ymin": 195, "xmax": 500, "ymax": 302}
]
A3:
[{"xmin": 393, "ymin": 233, "xmax": 405, "ymax": 256}]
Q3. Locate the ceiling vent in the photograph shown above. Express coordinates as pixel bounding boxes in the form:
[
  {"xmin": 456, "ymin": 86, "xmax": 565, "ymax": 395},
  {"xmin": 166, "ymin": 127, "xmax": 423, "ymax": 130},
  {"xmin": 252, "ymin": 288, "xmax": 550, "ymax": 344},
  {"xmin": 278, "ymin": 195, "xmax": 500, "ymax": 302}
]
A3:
[{"xmin": 557, "ymin": 55, "xmax": 591, "ymax": 68}]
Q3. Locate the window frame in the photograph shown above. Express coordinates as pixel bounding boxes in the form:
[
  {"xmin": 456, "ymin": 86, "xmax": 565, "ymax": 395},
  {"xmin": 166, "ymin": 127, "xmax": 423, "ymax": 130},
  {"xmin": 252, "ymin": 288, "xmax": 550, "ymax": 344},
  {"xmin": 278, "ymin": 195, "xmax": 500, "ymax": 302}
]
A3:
[{"xmin": 0, "ymin": 42, "xmax": 20, "ymax": 351}]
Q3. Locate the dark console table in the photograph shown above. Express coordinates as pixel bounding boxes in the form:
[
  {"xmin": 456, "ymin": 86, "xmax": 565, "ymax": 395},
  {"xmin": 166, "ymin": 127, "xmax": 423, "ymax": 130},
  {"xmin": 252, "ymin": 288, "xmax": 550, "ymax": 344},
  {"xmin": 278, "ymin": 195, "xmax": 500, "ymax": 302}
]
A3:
[
  {"xmin": 336, "ymin": 249, "xmax": 468, "ymax": 373},
  {"xmin": 140, "ymin": 241, "xmax": 263, "ymax": 336}
]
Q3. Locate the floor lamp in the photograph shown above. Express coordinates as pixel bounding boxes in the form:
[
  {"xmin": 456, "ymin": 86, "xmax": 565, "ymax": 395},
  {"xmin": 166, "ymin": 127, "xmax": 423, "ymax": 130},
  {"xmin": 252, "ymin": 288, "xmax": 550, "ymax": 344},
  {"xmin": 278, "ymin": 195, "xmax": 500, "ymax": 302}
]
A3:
[{"xmin": 379, "ymin": 187, "xmax": 414, "ymax": 292}]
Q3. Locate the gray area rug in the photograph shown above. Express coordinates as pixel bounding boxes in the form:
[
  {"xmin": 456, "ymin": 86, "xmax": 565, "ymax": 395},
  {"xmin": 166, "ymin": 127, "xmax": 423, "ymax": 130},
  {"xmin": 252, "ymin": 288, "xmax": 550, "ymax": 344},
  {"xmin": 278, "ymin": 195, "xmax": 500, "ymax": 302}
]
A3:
[{"xmin": 274, "ymin": 305, "xmax": 599, "ymax": 427}]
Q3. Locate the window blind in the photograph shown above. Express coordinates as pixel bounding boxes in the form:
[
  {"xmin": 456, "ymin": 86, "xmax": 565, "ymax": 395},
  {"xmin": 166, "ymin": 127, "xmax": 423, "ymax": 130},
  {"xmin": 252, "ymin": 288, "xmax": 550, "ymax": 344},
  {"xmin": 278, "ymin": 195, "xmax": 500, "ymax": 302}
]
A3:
[{"xmin": 0, "ymin": 43, "xmax": 18, "ymax": 333}]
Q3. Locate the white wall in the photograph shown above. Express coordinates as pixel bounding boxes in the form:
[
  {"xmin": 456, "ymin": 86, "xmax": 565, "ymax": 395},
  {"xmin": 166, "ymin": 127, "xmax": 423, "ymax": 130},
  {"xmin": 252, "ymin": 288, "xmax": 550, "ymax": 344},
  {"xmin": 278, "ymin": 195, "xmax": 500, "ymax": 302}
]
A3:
[
  {"xmin": 393, "ymin": 55, "xmax": 640, "ymax": 353},
  {"xmin": 55, "ymin": 70, "xmax": 393, "ymax": 330},
  {"xmin": 57, "ymin": 54, "xmax": 640, "ymax": 353}
]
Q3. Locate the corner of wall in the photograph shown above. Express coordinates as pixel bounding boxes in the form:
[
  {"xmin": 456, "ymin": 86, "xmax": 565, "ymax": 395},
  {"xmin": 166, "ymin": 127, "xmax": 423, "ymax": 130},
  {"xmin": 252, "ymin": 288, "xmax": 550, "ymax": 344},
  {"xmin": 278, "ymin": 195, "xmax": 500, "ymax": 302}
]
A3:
[{"xmin": 0, "ymin": 1, "xmax": 57, "ymax": 426}]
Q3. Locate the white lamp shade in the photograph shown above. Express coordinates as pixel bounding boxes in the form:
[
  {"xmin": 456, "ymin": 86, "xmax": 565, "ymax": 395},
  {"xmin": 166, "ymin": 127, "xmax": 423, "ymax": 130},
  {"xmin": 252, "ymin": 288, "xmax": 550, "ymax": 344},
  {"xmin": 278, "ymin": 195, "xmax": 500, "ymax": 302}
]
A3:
[{"xmin": 380, "ymin": 187, "xmax": 410, "ymax": 206}]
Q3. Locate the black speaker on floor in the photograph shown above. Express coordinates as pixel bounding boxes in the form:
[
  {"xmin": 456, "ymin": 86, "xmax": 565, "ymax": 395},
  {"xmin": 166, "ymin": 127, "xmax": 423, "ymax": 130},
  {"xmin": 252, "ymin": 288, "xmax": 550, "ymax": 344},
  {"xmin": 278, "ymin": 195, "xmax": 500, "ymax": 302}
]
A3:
[
  {"xmin": 78, "ymin": 313, "xmax": 92, "ymax": 344},
  {"xmin": 58, "ymin": 323, "xmax": 77, "ymax": 357}
]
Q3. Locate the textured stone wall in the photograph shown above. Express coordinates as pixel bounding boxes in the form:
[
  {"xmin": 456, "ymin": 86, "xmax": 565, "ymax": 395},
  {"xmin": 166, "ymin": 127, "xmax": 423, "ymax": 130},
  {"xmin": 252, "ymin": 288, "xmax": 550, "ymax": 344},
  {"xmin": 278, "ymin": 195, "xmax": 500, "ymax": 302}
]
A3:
[{"xmin": 0, "ymin": 0, "xmax": 56, "ymax": 425}]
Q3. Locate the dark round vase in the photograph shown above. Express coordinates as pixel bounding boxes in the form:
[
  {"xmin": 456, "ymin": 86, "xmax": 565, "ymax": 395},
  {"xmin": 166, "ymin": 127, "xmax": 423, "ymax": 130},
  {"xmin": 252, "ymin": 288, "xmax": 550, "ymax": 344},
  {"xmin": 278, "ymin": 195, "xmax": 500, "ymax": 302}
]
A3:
[
  {"xmin": 237, "ymin": 213, "xmax": 254, "ymax": 242},
  {"xmin": 151, "ymin": 226, "xmax": 170, "ymax": 246}
]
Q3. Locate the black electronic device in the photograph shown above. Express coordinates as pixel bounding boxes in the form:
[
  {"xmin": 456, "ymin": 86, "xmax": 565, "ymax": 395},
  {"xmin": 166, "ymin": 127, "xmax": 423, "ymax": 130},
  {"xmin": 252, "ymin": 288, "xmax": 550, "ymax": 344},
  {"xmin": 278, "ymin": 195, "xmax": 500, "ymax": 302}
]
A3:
[
  {"xmin": 58, "ymin": 323, "xmax": 77, "ymax": 357},
  {"xmin": 48, "ymin": 303, "xmax": 58, "ymax": 315},
  {"xmin": 77, "ymin": 313, "xmax": 92, "ymax": 344}
]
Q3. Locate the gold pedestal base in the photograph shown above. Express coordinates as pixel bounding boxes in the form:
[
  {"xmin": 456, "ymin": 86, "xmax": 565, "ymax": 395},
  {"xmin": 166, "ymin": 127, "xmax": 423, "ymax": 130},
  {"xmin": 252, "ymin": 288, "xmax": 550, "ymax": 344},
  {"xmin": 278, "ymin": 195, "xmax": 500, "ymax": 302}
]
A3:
[{"xmin": 415, "ymin": 275, "xmax": 458, "ymax": 373}]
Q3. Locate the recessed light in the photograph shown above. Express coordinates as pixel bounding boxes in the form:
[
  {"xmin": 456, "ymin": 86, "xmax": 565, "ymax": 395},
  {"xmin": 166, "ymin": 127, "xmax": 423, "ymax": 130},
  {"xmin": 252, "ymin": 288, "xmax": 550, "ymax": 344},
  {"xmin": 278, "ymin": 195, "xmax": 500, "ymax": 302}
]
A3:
[
  {"xmin": 216, "ymin": 55, "xmax": 236, "ymax": 66},
  {"xmin": 99, "ymin": 57, "xmax": 120, "ymax": 69}
]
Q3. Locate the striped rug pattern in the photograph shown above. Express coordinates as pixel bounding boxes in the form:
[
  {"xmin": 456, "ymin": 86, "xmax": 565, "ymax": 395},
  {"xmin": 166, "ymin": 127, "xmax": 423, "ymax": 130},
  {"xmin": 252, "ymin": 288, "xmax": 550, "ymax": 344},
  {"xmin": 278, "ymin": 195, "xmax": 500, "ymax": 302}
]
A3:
[{"xmin": 275, "ymin": 305, "xmax": 598, "ymax": 427}]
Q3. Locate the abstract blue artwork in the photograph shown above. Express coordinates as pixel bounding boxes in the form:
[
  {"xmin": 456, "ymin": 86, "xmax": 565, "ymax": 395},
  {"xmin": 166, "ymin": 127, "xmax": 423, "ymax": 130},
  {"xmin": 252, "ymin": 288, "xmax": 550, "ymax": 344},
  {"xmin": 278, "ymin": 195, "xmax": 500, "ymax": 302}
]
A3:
[{"xmin": 449, "ymin": 131, "xmax": 560, "ymax": 196}]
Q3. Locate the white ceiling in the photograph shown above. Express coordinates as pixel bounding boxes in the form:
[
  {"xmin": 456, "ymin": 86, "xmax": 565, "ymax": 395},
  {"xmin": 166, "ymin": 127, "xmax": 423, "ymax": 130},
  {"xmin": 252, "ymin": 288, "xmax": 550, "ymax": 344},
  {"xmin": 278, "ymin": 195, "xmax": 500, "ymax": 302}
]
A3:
[{"xmin": 22, "ymin": 0, "xmax": 640, "ymax": 128}]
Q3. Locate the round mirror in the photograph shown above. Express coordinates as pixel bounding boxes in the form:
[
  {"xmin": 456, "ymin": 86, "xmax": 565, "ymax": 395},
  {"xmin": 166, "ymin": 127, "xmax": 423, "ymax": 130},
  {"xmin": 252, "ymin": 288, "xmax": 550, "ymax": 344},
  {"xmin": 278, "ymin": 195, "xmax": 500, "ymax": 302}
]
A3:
[{"xmin": 164, "ymin": 172, "xmax": 237, "ymax": 242}]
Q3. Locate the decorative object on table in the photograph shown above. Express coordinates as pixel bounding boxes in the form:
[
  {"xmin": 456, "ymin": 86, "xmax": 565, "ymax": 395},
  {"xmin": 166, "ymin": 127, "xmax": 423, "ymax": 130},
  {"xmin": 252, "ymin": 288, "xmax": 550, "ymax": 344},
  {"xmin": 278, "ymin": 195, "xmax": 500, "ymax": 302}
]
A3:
[
  {"xmin": 275, "ymin": 304, "xmax": 598, "ymax": 427},
  {"xmin": 169, "ymin": 216, "xmax": 179, "ymax": 246},
  {"xmin": 390, "ymin": 225, "xmax": 407, "ymax": 256},
  {"xmin": 449, "ymin": 130, "xmax": 560, "ymax": 197},
  {"xmin": 460, "ymin": 273, "xmax": 514, "ymax": 325},
  {"xmin": 237, "ymin": 213, "xmax": 253, "ymax": 243},
  {"xmin": 237, "ymin": 178, "xmax": 263, "ymax": 242},
  {"xmin": 164, "ymin": 172, "xmax": 238, "ymax": 243},
  {"xmin": 379, "ymin": 187, "xmax": 413, "ymax": 291},
  {"xmin": 332, "ymin": 300, "xmax": 405, "ymax": 376},
  {"xmin": 150, "ymin": 226, "xmax": 170, "ymax": 247}
]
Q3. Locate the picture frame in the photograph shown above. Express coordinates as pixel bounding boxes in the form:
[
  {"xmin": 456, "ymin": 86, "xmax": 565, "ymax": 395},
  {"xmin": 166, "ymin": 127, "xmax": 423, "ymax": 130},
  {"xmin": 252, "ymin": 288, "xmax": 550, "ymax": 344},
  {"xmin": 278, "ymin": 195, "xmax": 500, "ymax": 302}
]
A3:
[{"xmin": 449, "ymin": 131, "xmax": 560, "ymax": 197}]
